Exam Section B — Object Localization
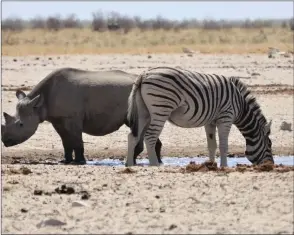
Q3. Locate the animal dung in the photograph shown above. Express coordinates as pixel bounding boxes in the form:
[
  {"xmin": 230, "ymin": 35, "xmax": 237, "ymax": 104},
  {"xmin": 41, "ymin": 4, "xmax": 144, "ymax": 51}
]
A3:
[
  {"xmin": 33, "ymin": 189, "xmax": 43, "ymax": 196},
  {"xmin": 80, "ymin": 191, "xmax": 90, "ymax": 200},
  {"xmin": 184, "ymin": 160, "xmax": 218, "ymax": 173},
  {"xmin": 118, "ymin": 167, "xmax": 136, "ymax": 174},
  {"xmin": 55, "ymin": 184, "xmax": 75, "ymax": 195},
  {"xmin": 181, "ymin": 160, "xmax": 293, "ymax": 173}
]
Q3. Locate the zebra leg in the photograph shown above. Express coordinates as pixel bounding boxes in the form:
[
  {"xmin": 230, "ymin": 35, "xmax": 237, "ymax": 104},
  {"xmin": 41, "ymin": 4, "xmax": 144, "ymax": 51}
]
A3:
[
  {"xmin": 126, "ymin": 115, "xmax": 151, "ymax": 167},
  {"xmin": 144, "ymin": 119, "xmax": 167, "ymax": 166},
  {"xmin": 133, "ymin": 138, "xmax": 162, "ymax": 165},
  {"xmin": 204, "ymin": 124, "xmax": 217, "ymax": 162},
  {"xmin": 217, "ymin": 122, "xmax": 233, "ymax": 167}
]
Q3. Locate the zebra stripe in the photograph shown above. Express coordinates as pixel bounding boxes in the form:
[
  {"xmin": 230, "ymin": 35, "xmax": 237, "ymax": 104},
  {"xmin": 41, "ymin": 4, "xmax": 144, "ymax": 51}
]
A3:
[{"xmin": 126, "ymin": 66, "xmax": 273, "ymax": 167}]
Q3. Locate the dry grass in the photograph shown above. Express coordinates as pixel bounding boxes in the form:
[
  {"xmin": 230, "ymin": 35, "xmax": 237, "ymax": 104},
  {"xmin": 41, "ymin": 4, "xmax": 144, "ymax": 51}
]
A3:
[{"xmin": 2, "ymin": 27, "xmax": 293, "ymax": 56}]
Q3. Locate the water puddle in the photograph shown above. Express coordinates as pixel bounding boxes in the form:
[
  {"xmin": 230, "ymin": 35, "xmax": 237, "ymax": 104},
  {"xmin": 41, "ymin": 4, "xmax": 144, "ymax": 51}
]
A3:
[{"xmin": 87, "ymin": 156, "xmax": 294, "ymax": 167}]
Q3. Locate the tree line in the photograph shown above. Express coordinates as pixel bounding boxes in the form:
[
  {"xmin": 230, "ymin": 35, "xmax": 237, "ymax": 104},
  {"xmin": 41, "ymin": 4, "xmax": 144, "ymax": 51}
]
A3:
[{"xmin": 2, "ymin": 11, "xmax": 294, "ymax": 33}]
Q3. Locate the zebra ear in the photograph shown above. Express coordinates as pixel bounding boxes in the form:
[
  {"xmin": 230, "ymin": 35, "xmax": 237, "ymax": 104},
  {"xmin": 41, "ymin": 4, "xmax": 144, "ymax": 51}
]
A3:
[{"xmin": 265, "ymin": 120, "xmax": 272, "ymax": 134}]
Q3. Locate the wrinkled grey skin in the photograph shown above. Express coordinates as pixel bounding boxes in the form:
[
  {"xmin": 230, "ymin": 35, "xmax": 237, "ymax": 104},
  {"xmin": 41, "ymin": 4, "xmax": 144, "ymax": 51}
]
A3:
[{"xmin": 2, "ymin": 68, "xmax": 162, "ymax": 164}]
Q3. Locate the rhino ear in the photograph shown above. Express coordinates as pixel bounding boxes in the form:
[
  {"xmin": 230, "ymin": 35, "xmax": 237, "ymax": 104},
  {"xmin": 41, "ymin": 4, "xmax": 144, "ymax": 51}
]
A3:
[
  {"xmin": 3, "ymin": 112, "xmax": 13, "ymax": 124},
  {"xmin": 29, "ymin": 94, "xmax": 44, "ymax": 108},
  {"xmin": 16, "ymin": 90, "xmax": 26, "ymax": 100}
]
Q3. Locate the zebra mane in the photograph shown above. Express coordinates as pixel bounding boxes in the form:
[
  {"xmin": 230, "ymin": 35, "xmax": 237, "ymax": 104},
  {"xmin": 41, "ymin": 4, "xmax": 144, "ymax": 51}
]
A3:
[{"xmin": 229, "ymin": 76, "xmax": 267, "ymax": 126}]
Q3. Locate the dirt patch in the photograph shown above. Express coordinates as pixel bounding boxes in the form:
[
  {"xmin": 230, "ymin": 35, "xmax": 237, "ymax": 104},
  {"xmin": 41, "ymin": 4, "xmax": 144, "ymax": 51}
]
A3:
[
  {"xmin": 2, "ymin": 85, "xmax": 33, "ymax": 91},
  {"xmin": 118, "ymin": 167, "xmax": 137, "ymax": 174},
  {"xmin": 181, "ymin": 160, "xmax": 294, "ymax": 174},
  {"xmin": 3, "ymin": 166, "xmax": 32, "ymax": 175}
]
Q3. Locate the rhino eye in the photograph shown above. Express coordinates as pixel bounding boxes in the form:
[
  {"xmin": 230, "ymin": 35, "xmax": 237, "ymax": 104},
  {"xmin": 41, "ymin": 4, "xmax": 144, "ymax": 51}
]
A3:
[{"xmin": 19, "ymin": 122, "xmax": 23, "ymax": 127}]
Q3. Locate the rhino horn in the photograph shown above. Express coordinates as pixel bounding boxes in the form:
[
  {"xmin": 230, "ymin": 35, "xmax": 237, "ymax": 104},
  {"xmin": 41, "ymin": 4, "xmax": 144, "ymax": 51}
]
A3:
[{"xmin": 3, "ymin": 112, "xmax": 13, "ymax": 124}]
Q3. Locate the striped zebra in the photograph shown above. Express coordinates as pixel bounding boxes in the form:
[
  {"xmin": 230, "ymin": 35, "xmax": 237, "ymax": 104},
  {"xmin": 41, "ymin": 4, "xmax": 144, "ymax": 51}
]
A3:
[{"xmin": 126, "ymin": 66, "xmax": 273, "ymax": 167}]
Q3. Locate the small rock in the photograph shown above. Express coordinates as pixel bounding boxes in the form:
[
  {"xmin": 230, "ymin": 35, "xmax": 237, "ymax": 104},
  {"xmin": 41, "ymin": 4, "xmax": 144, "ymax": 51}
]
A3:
[
  {"xmin": 20, "ymin": 167, "xmax": 32, "ymax": 175},
  {"xmin": 187, "ymin": 53, "xmax": 193, "ymax": 57},
  {"xmin": 148, "ymin": 55, "xmax": 152, "ymax": 59},
  {"xmin": 34, "ymin": 189, "xmax": 43, "ymax": 196},
  {"xmin": 251, "ymin": 72, "xmax": 260, "ymax": 76},
  {"xmin": 8, "ymin": 180, "xmax": 19, "ymax": 184},
  {"xmin": 37, "ymin": 218, "xmax": 66, "ymax": 228},
  {"xmin": 3, "ymin": 186, "xmax": 10, "ymax": 192},
  {"xmin": 182, "ymin": 47, "xmax": 194, "ymax": 54},
  {"xmin": 21, "ymin": 208, "xmax": 28, "ymax": 213},
  {"xmin": 48, "ymin": 57, "xmax": 52, "ymax": 60},
  {"xmin": 280, "ymin": 121, "xmax": 292, "ymax": 131},
  {"xmin": 169, "ymin": 224, "xmax": 177, "ymax": 230},
  {"xmin": 72, "ymin": 201, "xmax": 88, "ymax": 207},
  {"xmin": 13, "ymin": 59, "xmax": 17, "ymax": 62},
  {"xmin": 155, "ymin": 195, "xmax": 160, "ymax": 199}
]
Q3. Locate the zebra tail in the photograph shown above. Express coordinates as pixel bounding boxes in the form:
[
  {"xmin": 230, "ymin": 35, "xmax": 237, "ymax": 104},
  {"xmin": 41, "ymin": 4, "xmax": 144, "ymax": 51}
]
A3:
[{"xmin": 127, "ymin": 73, "xmax": 145, "ymax": 137}]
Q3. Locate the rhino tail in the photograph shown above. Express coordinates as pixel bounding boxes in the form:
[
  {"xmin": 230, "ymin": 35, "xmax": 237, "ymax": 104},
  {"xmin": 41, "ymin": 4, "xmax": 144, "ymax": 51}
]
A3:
[{"xmin": 127, "ymin": 73, "xmax": 147, "ymax": 137}]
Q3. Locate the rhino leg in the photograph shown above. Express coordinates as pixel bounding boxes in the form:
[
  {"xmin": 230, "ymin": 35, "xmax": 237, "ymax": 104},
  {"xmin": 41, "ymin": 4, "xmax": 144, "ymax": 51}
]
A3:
[
  {"xmin": 52, "ymin": 123, "xmax": 73, "ymax": 163},
  {"xmin": 52, "ymin": 119, "xmax": 85, "ymax": 164},
  {"xmin": 74, "ymin": 147, "xmax": 86, "ymax": 164}
]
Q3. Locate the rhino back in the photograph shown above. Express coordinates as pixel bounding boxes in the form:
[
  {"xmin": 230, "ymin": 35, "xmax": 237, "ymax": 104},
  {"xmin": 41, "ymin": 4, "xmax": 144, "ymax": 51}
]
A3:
[{"xmin": 30, "ymin": 68, "xmax": 136, "ymax": 135}]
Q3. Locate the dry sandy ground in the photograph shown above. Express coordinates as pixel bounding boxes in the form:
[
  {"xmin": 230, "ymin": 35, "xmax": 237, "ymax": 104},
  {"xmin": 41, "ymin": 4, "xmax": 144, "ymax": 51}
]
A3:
[
  {"xmin": 1, "ymin": 53, "xmax": 294, "ymax": 234},
  {"xmin": 1, "ymin": 53, "xmax": 294, "ymax": 162},
  {"xmin": 1, "ymin": 164, "xmax": 294, "ymax": 234}
]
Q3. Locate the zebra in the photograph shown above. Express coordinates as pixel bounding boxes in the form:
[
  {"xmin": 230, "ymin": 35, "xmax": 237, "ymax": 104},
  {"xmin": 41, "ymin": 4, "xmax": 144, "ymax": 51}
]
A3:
[{"xmin": 126, "ymin": 66, "xmax": 273, "ymax": 167}]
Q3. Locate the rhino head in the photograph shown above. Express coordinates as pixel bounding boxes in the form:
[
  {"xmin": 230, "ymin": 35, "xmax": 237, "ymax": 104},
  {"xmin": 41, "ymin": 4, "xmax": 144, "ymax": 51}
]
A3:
[{"xmin": 1, "ymin": 90, "xmax": 44, "ymax": 147}]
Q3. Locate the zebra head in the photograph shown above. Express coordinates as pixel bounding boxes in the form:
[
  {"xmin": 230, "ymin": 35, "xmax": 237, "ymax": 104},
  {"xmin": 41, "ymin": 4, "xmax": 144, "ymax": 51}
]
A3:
[{"xmin": 245, "ymin": 119, "xmax": 273, "ymax": 165}]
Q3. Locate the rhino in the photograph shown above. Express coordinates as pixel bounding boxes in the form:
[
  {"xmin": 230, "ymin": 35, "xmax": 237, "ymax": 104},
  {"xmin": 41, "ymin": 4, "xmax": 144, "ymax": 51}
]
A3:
[{"xmin": 1, "ymin": 68, "xmax": 163, "ymax": 164}]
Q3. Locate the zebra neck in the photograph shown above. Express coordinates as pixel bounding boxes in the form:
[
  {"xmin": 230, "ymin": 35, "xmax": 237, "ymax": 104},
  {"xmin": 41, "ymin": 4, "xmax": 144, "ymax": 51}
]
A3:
[{"xmin": 235, "ymin": 108, "xmax": 263, "ymax": 153}]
